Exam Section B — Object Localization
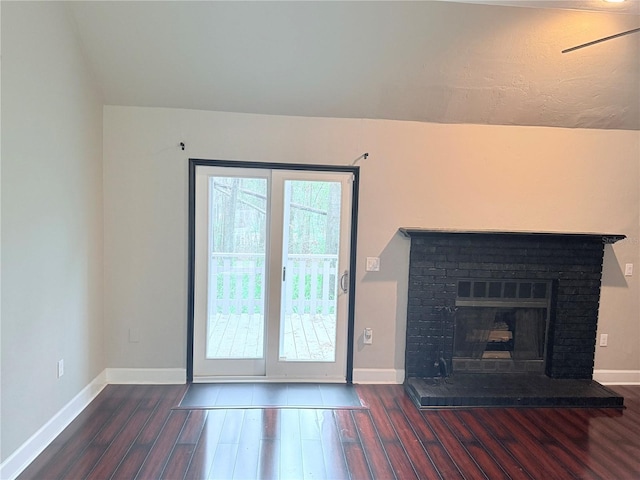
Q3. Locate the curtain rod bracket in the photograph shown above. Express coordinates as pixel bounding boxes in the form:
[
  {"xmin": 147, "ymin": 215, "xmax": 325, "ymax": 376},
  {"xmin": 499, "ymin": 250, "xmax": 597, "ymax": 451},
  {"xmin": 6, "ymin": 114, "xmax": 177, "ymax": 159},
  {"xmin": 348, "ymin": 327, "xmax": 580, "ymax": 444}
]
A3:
[{"xmin": 351, "ymin": 152, "xmax": 369, "ymax": 165}]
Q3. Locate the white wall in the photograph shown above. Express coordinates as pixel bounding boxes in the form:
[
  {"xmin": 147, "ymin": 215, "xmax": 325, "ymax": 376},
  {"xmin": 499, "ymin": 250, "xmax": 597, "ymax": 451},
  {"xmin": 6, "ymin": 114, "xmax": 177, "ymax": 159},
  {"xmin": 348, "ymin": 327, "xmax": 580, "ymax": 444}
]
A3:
[
  {"xmin": 103, "ymin": 106, "xmax": 639, "ymax": 379},
  {"xmin": 0, "ymin": 0, "xmax": 636, "ymax": 470},
  {"xmin": 1, "ymin": 2, "xmax": 104, "ymax": 461}
]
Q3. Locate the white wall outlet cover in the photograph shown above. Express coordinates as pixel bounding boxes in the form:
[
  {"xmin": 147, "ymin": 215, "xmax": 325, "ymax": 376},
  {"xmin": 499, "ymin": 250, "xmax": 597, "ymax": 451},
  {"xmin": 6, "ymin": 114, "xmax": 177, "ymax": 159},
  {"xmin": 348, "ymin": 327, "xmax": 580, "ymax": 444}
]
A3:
[
  {"xmin": 366, "ymin": 257, "xmax": 380, "ymax": 272},
  {"xmin": 129, "ymin": 327, "xmax": 140, "ymax": 343},
  {"xmin": 364, "ymin": 327, "xmax": 373, "ymax": 344},
  {"xmin": 624, "ymin": 263, "xmax": 633, "ymax": 276}
]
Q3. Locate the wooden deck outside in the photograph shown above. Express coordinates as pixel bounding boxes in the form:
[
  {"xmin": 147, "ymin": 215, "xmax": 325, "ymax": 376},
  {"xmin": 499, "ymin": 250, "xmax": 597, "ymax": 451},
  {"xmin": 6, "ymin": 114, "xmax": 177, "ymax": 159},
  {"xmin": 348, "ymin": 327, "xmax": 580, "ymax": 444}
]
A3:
[{"xmin": 207, "ymin": 313, "xmax": 337, "ymax": 362}]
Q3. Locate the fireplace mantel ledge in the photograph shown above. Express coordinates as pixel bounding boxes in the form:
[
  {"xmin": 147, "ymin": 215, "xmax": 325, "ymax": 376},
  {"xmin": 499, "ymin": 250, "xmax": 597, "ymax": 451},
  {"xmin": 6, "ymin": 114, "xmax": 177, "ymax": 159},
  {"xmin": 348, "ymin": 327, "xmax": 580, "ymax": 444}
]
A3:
[{"xmin": 398, "ymin": 228, "xmax": 626, "ymax": 244}]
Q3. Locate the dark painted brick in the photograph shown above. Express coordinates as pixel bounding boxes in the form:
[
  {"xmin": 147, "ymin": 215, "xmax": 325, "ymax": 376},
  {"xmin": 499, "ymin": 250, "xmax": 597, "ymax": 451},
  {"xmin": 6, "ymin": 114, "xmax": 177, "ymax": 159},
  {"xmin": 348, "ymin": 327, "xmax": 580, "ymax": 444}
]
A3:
[{"xmin": 404, "ymin": 232, "xmax": 606, "ymax": 380}]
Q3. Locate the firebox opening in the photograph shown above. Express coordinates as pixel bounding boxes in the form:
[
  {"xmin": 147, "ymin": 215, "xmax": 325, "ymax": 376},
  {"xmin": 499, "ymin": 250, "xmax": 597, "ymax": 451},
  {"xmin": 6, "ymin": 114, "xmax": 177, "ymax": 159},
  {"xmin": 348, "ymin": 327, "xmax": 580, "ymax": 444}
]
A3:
[{"xmin": 453, "ymin": 279, "xmax": 551, "ymax": 374}]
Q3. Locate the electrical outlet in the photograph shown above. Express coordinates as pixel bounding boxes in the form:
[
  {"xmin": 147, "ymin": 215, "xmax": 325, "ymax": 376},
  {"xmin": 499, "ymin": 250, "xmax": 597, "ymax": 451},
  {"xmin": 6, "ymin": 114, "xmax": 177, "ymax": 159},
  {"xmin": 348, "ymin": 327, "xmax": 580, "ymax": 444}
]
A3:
[
  {"xmin": 57, "ymin": 359, "xmax": 64, "ymax": 378},
  {"xmin": 364, "ymin": 328, "xmax": 373, "ymax": 345},
  {"xmin": 599, "ymin": 334, "xmax": 608, "ymax": 347},
  {"xmin": 129, "ymin": 327, "xmax": 140, "ymax": 343}
]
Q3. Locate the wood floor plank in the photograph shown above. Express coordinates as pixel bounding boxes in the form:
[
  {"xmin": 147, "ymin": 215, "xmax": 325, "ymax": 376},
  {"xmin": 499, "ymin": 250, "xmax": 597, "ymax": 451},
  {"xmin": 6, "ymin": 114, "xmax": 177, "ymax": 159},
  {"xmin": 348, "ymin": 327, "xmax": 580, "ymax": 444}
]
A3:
[
  {"xmin": 455, "ymin": 410, "xmax": 532, "ymax": 480},
  {"xmin": 217, "ymin": 409, "xmax": 245, "ymax": 444},
  {"xmin": 17, "ymin": 409, "xmax": 114, "ymax": 480},
  {"xmin": 376, "ymin": 384, "xmax": 405, "ymax": 410},
  {"xmin": 482, "ymin": 409, "xmax": 574, "ymax": 480},
  {"xmin": 61, "ymin": 445, "xmax": 108, "ymax": 480},
  {"xmin": 261, "ymin": 408, "xmax": 280, "ymax": 440},
  {"xmin": 109, "ymin": 446, "xmax": 152, "ymax": 480},
  {"xmin": 135, "ymin": 385, "xmax": 188, "ymax": 447},
  {"xmin": 473, "ymin": 409, "xmax": 515, "ymax": 442},
  {"xmin": 419, "ymin": 442, "xmax": 465, "ymax": 480},
  {"xmin": 568, "ymin": 411, "xmax": 640, "ymax": 477},
  {"xmin": 545, "ymin": 443, "xmax": 600, "ymax": 480},
  {"xmin": 424, "ymin": 412, "xmax": 487, "ymax": 480},
  {"xmin": 518, "ymin": 410, "xmax": 610, "ymax": 478},
  {"xmin": 135, "ymin": 409, "xmax": 189, "ymax": 480},
  {"xmin": 257, "ymin": 439, "xmax": 280, "ymax": 480},
  {"xmin": 55, "ymin": 386, "xmax": 152, "ymax": 479},
  {"xmin": 14, "ymin": 384, "xmax": 640, "ymax": 480},
  {"xmin": 85, "ymin": 407, "xmax": 154, "ymax": 479},
  {"xmin": 396, "ymin": 395, "xmax": 438, "ymax": 443},
  {"xmin": 207, "ymin": 443, "xmax": 239, "ymax": 480},
  {"xmin": 160, "ymin": 444, "xmax": 196, "ymax": 480},
  {"xmin": 233, "ymin": 409, "xmax": 263, "ymax": 480},
  {"xmin": 615, "ymin": 406, "xmax": 640, "ymax": 430},
  {"xmin": 299, "ymin": 409, "xmax": 322, "ymax": 441},
  {"xmin": 613, "ymin": 385, "xmax": 640, "ymax": 399},
  {"xmin": 178, "ymin": 410, "xmax": 208, "ymax": 445},
  {"xmin": 19, "ymin": 386, "xmax": 126, "ymax": 479},
  {"xmin": 585, "ymin": 409, "xmax": 640, "ymax": 447},
  {"xmin": 317, "ymin": 410, "xmax": 350, "ymax": 480},
  {"xmin": 382, "ymin": 441, "xmax": 419, "ymax": 480},
  {"xmin": 363, "ymin": 392, "xmax": 398, "ymax": 443},
  {"xmin": 342, "ymin": 442, "xmax": 373, "ymax": 480},
  {"xmin": 438, "ymin": 411, "xmax": 510, "ymax": 480},
  {"xmin": 279, "ymin": 409, "xmax": 304, "ymax": 479},
  {"xmin": 184, "ymin": 410, "xmax": 226, "ymax": 480},
  {"xmin": 301, "ymin": 439, "xmax": 328, "ymax": 480},
  {"xmin": 464, "ymin": 443, "xmax": 510, "ymax": 480},
  {"xmin": 436, "ymin": 410, "xmax": 476, "ymax": 443},
  {"xmin": 231, "ymin": 438, "xmax": 261, "ymax": 479},
  {"xmin": 352, "ymin": 410, "xmax": 396, "ymax": 479},
  {"xmin": 58, "ymin": 445, "xmax": 104, "ymax": 479},
  {"xmin": 359, "ymin": 387, "xmax": 420, "ymax": 479},
  {"xmin": 333, "ymin": 409, "xmax": 359, "ymax": 443},
  {"xmin": 534, "ymin": 408, "xmax": 587, "ymax": 441},
  {"xmin": 519, "ymin": 408, "xmax": 611, "ymax": 480},
  {"xmin": 395, "ymin": 398, "xmax": 464, "ymax": 480},
  {"xmin": 505, "ymin": 408, "xmax": 591, "ymax": 476},
  {"xmin": 386, "ymin": 408, "xmax": 441, "ymax": 479},
  {"xmin": 91, "ymin": 389, "xmax": 147, "ymax": 447}
]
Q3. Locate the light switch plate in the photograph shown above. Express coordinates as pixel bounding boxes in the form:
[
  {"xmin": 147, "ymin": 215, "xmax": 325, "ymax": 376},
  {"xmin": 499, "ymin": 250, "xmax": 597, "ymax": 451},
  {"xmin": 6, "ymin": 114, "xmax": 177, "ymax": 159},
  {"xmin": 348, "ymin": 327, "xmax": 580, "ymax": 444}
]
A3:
[
  {"xmin": 624, "ymin": 263, "xmax": 633, "ymax": 276},
  {"xmin": 364, "ymin": 328, "xmax": 373, "ymax": 345},
  {"xmin": 599, "ymin": 334, "xmax": 608, "ymax": 347},
  {"xmin": 366, "ymin": 257, "xmax": 380, "ymax": 272}
]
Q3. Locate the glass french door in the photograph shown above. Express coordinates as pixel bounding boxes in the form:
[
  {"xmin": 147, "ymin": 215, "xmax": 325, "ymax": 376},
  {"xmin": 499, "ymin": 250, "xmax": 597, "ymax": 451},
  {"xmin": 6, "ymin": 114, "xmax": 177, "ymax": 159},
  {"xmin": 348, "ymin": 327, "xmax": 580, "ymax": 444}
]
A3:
[{"xmin": 193, "ymin": 166, "xmax": 353, "ymax": 381}]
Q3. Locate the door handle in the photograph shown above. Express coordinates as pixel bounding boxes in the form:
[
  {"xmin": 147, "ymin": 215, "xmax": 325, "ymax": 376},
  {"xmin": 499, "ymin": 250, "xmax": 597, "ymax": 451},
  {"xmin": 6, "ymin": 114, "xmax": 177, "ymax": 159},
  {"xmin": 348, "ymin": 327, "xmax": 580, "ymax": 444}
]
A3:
[{"xmin": 340, "ymin": 270, "xmax": 349, "ymax": 293}]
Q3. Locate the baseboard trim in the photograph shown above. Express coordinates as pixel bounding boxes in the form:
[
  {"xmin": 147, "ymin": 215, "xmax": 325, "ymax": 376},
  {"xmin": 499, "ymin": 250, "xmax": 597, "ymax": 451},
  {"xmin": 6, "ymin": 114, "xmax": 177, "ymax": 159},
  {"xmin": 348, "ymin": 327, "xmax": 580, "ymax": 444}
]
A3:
[
  {"xmin": 0, "ymin": 371, "xmax": 107, "ymax": 480},
  {"xmin": 105, "ymin": 368, "xmax": 187, "ymax": 384},
  {"xmin": 352, "ymin": 368, "xmax": 404, "ymax": 384},
  {"xmin": 593, "ymin": 369, "xmax": 640, "ymax": 385}
]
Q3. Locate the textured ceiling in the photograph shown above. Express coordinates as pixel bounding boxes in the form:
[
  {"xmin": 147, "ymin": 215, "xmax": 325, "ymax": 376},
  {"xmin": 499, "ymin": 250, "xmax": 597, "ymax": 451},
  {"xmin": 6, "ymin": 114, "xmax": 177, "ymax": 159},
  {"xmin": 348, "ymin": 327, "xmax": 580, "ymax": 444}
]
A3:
[
  {"xmin": 456, "ymin": 0, "xmax": 640, "ymax": 15},
  {"xmin": 68, "ymin": 1, "xmax": 640, "ymax": 130}
]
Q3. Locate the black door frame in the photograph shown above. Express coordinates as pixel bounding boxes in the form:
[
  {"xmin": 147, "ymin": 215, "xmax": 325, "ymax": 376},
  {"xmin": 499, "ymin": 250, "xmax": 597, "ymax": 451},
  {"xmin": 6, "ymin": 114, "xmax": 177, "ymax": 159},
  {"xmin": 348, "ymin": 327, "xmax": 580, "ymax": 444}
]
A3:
[{"xmin": 187, "ymin": 159, "xmax": 360, "ymax": 383}]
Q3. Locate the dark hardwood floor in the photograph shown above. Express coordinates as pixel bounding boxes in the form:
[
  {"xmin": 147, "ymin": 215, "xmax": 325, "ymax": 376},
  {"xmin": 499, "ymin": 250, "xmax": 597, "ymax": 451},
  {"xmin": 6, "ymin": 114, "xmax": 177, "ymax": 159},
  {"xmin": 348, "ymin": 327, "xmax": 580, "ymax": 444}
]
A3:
[{"xmin": 18, "ymin": 384, "xmax": 640, "ymax": 479}]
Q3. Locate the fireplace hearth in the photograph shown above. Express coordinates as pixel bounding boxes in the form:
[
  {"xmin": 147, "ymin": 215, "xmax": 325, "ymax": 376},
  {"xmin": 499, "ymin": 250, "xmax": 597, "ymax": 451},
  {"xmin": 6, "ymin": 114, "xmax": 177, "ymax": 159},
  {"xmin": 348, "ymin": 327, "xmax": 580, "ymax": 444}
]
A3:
[{"xmin": 400, "ymin": 229, "xmax": 626, "ymax": 408}]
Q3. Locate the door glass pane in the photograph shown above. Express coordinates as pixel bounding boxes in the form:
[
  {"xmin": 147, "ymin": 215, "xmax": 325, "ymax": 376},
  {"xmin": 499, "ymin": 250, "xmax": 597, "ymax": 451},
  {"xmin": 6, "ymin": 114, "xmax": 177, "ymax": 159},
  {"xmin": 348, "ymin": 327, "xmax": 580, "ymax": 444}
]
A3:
[
  {"xmin": 207, "ymin": 176, "xmax": 267, "ymax": 359},
  {"xmin": 280, "ymin": 180, "xmax": 342, "ymax": 362}
]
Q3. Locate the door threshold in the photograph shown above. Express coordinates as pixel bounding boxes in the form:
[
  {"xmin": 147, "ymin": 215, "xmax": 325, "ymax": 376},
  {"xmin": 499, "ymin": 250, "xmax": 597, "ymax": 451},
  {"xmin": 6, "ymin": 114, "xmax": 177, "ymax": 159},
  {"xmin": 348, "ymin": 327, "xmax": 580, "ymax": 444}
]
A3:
[{"xmin": 193, "ymin": 375, "xmax": 347, "ymax": 384}]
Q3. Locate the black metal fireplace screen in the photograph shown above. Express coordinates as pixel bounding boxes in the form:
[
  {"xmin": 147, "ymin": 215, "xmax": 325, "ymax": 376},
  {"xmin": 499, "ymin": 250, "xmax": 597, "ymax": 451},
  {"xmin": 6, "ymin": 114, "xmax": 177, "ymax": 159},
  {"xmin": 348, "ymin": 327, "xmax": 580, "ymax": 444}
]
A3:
[{"xmin": 454, "ymin": 280, "xmax": 551, "ymax": 363}]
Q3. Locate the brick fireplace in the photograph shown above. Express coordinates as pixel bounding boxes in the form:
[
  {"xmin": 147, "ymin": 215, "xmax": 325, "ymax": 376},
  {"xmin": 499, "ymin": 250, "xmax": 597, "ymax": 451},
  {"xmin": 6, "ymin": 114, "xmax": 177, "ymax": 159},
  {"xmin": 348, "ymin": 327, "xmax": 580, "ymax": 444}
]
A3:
[{"xmin": 400, "ymin": 229, "xmax": 625, "ymax": 381}]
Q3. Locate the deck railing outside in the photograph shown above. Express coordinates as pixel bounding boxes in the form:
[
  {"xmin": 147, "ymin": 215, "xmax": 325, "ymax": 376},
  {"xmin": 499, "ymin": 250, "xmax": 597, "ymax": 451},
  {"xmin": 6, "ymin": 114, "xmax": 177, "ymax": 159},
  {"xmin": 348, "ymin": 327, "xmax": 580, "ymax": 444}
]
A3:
[{"xmin": 209, "ymin": 253, "xmax": 339, "ymax": 316}]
